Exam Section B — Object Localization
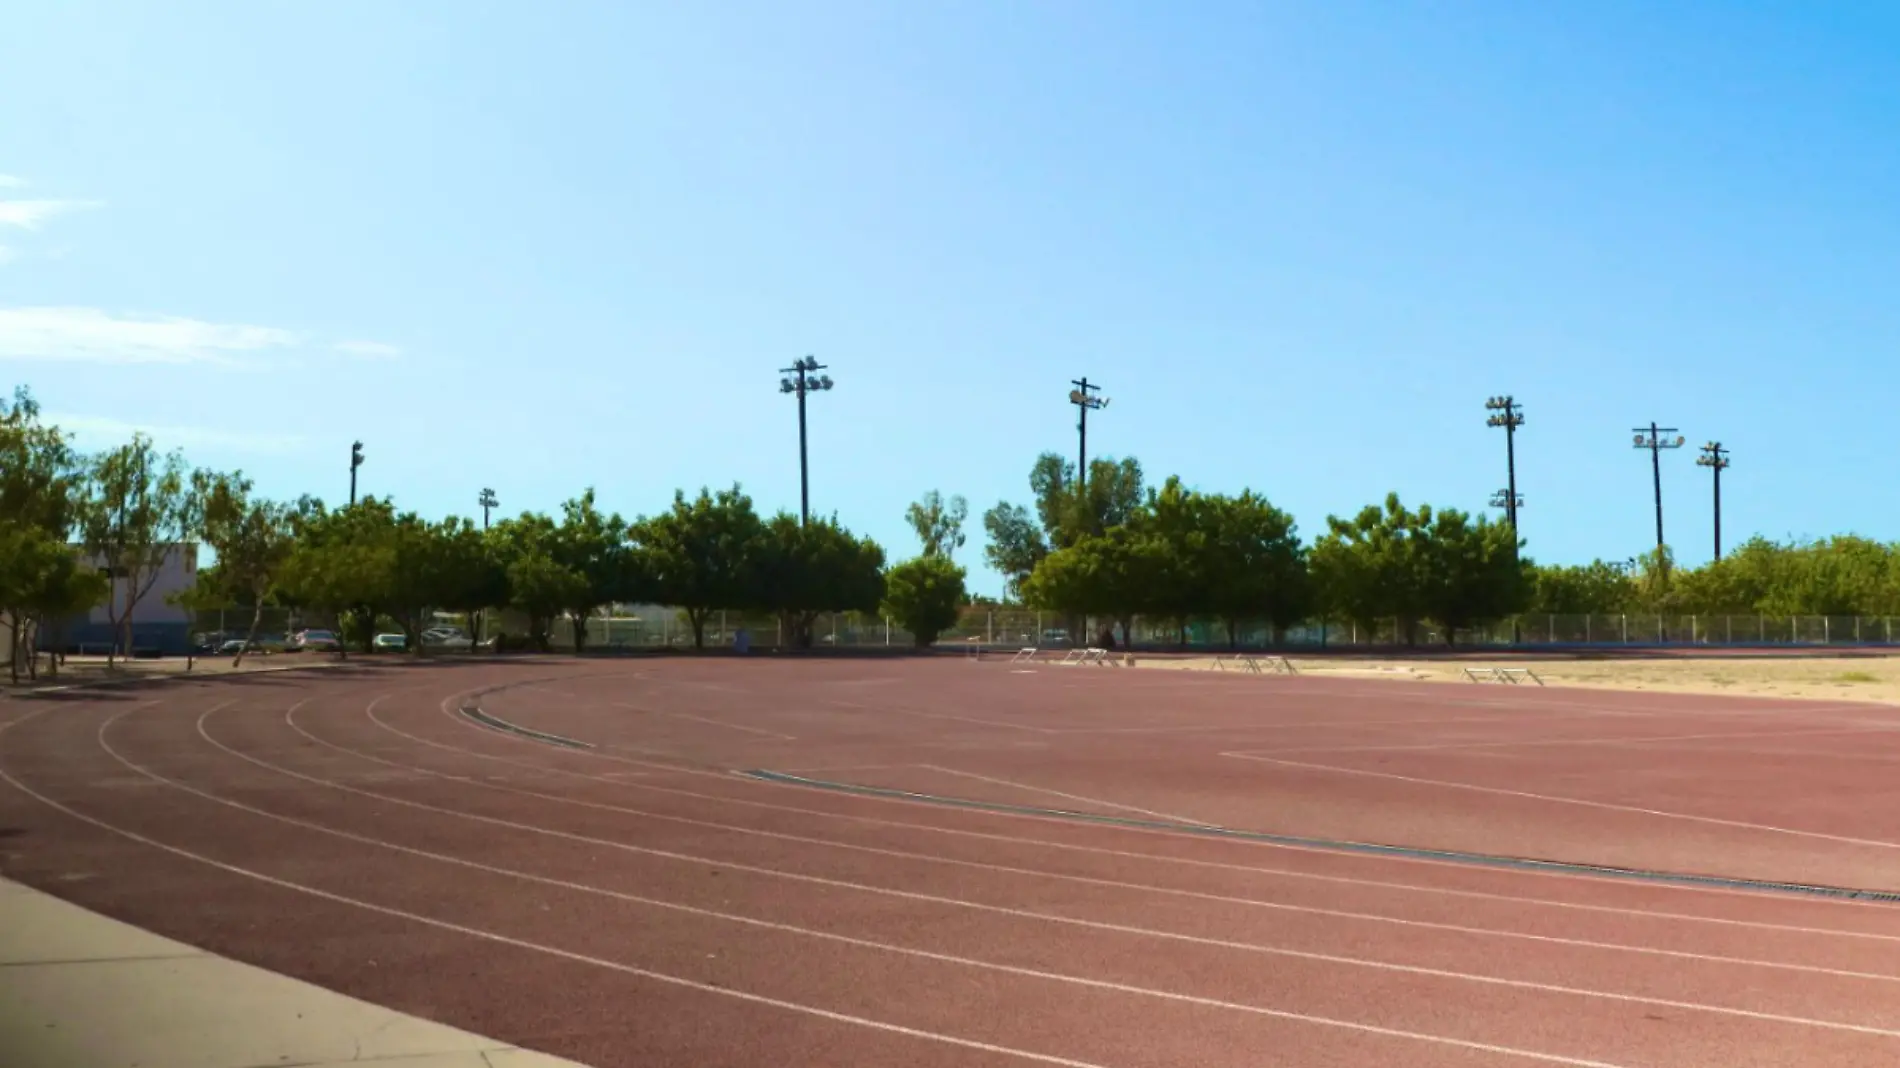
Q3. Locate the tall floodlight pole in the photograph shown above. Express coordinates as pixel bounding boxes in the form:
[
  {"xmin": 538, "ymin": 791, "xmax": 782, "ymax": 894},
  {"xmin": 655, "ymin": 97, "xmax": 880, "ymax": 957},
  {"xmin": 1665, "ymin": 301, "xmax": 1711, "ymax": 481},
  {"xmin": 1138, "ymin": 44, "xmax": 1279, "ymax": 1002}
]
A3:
[
  {"xmin": 349, "ymin": 440, "xmax": 364, "ymax": 506},
  {"xmin": 1696, "ymin": 442, "xmax": 1731, "ymax": 560},
  {"xmin": 1068, "ymin": 377, "xmax": 1109, "ymax": 488},
  {"xmin": 1631, "ymin": 422, "xmax": 1686, "ymax": 549},
  {"xmin": 778, "ymin": 355, "xmax": 834, "ymax": 525},
  {"xmin": 478, "ymin": 488, "xmax": 498, "ymax": 530},
  {"xmin": 1489, "ymin": 489, "xmax": 1524, "ymax": 514},
  {"xmin": 1484, "ymin": 396, "xmax": 1524, "ymax": 539}
]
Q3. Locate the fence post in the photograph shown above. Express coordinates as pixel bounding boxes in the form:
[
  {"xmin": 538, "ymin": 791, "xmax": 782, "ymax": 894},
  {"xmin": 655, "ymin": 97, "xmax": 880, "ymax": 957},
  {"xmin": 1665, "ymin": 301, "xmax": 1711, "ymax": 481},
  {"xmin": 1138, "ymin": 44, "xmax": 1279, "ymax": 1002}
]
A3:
[
  {"xmin": 1585, "ymin": 615, "xmax": 1591, "ymax": 644},
  {"xmin": 1726, "ymin": 615, "xmax": 1732, "ymax": 644},
  {"xmin": 986, "ymin": 611, "xmax": 994, "ymax": 646},
  {"xmin": 1825, "ymin": 616, "xmax": 1831, "ymax": 644},
  {"xmin": 1548, "ymin": 614, "xmax": 1555, "ymax": 644},
  {"xmin": 1691, "ymin": 615, "xmax": 1698, "ymax": 644},
  {"xmin": 1621, "ymin": 614, "xmax": 1627, "ymax": 643},
  {"xmin": 1857, "ymin": 617, "xmax": 1863, "ymax": 644},
  {"xmin": 1656, "ymin": 615, "xmax": 1663, "ymax": 644}
]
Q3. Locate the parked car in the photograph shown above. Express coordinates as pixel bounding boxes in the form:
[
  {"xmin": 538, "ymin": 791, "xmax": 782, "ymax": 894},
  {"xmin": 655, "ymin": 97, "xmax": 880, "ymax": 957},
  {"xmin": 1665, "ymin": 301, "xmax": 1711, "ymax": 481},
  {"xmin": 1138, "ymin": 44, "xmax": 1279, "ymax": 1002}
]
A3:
[
  {"xmin": 289, "ymin": 628, "xmax": 341, "ymax": 652},
  {"xmin": 373, "ymin": 633, "xmax": 408, "ymax": 652},
  {"xmin": 217, "ymin": 639, "xmax": 264, "ymax": 655}
]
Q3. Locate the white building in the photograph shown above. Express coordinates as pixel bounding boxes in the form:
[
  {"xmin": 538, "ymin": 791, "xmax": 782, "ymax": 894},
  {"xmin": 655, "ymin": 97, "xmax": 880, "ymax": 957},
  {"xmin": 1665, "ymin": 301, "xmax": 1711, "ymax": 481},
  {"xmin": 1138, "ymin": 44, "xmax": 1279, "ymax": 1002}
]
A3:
[{"xmin": 79, "ymin": 543, "xmax": 200, "ymax": 626}]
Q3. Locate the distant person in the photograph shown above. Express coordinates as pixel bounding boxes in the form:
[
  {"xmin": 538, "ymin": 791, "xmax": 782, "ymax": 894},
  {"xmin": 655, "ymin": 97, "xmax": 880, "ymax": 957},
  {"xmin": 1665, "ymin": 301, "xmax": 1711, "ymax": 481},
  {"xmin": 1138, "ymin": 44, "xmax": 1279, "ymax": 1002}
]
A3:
[
  {"xmin": 1096, "ymin": 624, "xmax": 1118, "ymax": 651},
  {"xmin": 733, "ymin": 628, "xmax": 750, "ymax": 655}
]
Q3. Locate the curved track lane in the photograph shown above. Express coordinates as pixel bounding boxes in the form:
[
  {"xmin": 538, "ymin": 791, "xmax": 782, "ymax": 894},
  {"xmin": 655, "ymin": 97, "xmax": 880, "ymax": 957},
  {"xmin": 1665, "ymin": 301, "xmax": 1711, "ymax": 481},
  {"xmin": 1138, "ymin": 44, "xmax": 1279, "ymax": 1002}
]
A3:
[{"xmin": 6, "ymin": 659, "xmax": 1900, "ymax": 1066}]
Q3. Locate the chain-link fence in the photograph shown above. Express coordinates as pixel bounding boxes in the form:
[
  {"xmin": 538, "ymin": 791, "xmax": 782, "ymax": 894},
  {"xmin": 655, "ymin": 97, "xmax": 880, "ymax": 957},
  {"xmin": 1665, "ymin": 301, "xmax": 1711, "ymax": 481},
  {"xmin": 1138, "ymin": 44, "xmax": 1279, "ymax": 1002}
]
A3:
[{"xmin": 185, "ymin": 606, "xmax": 1900, "ymax": 653}]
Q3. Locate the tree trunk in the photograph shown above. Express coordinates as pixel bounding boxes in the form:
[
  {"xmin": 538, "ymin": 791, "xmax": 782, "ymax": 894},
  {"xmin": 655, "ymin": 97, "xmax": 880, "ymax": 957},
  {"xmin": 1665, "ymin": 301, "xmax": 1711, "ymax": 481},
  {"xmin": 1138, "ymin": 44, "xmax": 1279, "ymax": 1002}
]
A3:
[
  {"xmin": 233, "ymin": 600, "xmax": 267, "ymax": 668},
  {"xmin": 571, "ymin": 615, "xmax": 588, "ymax": 654},
  {"xmin": 1225, "ymin": 619, "xmax": 1239, "ymax": 651},
  {"xmin": 6, "ymin": 613, "xmax": 19, "ymax": 685},
  {"xmin": 688, "ymin": 609, "xmax": 707, "ymax": 650}
]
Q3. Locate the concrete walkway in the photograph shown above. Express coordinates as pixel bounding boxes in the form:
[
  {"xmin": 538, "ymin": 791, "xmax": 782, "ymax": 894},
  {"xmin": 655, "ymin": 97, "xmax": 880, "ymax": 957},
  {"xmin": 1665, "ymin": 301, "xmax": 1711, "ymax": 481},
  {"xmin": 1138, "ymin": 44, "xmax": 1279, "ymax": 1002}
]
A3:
[{"xmin": 0, "ymin": 877, "xmax": 590, "ymax": 1068}]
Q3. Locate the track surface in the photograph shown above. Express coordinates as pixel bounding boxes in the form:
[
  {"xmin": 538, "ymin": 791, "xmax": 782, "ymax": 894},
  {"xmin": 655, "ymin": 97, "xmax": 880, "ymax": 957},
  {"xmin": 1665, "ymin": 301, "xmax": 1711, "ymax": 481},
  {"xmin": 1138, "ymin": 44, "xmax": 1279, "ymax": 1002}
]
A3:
[{"xmin": 8, "ymin": 657, "xmax": 1900, "ymax": 1066}]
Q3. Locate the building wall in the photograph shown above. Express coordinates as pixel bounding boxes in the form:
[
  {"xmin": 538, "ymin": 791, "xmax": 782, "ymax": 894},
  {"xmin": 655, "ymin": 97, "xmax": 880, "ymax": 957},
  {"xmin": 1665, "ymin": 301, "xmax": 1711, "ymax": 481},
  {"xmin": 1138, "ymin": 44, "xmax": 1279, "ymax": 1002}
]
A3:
[
  {"xmin": 83, "ymin": 543, "xmax": 198, "ymax": 625},
  {"xmin": 38, "ymin": 544, "xmax": 199, "ymax": 656}
]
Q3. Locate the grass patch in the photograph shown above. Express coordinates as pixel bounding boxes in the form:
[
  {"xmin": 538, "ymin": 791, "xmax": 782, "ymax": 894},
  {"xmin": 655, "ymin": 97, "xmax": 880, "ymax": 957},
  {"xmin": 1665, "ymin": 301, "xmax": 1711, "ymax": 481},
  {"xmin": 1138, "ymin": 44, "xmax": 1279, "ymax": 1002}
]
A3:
[{"xmin": 1833, "ymin": 671, "xmax": 1880, "ymax": 684}]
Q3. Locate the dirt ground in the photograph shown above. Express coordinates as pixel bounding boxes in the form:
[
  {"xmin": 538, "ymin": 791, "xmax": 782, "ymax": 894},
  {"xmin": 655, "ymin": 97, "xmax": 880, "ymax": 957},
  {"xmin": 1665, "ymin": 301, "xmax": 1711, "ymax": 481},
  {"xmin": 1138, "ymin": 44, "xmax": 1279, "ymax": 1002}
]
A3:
[
  {"xmin": 0, "ymin": 652, "xmax": 329, "ymax": 693},
  {"xmin": 1130, "ymin": 651, "xmax": 1900, "ymax": 705}
]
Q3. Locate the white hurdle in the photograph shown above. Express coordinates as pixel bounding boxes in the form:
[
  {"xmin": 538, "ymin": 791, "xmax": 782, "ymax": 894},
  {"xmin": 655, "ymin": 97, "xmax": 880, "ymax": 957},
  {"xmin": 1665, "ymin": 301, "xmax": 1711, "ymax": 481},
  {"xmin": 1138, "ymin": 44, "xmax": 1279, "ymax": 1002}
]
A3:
[
  {"xmin": 1211, "ymin": 655, "xmax": 1297, "ymax": 675},
  {"xmin": 1462, "ymin": 666, "xmax": 1544, "ymax": 686},
  {"xmin": 1009, "ymin": 647, "xmax": 1039, "ymax": 663}
]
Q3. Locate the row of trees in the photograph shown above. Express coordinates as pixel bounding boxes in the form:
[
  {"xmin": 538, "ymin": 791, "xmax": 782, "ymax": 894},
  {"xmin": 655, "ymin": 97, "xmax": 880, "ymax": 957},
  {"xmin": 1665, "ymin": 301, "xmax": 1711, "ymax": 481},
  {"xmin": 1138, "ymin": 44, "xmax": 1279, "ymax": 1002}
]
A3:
[
  {"xmin": 983, "ymin": 450, "xmax": 1900, "ymax": 645},
  {"xmin": 14, "ymin": 381, "xmax": 1900, "ymax": 678},
  {"xmin": 1, "ymin": 387, "xmax": 977, "ymax": 679},
  {"xmin": 982, "ymin": 453, "xmax": 1522, "ymax": 646}
]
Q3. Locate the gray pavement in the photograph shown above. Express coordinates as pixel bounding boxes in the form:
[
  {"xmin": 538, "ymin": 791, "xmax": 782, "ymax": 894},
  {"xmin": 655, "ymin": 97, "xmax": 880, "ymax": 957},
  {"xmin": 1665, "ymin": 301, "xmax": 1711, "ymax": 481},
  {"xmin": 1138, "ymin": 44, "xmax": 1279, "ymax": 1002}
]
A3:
[{"xmin": 0, "ymin": 877, "xmax": 589, "ymax": 1068}]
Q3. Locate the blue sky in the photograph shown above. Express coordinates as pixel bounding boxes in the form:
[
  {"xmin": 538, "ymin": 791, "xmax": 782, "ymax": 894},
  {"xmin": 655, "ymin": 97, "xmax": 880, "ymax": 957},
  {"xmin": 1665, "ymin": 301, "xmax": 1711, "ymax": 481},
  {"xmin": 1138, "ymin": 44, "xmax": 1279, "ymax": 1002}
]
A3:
[{"xmin": 4, "ymin": 1, "xmax": 1898, "ymax": 593}]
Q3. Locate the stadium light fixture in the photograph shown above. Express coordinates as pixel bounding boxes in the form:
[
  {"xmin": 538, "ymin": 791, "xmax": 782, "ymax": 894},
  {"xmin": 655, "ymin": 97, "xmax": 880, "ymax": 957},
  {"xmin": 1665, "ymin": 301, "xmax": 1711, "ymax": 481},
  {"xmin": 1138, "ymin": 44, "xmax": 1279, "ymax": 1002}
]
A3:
[
  {"xmin": 1482, "ymin": 395, "xmax": 1525, "ymax": 541},
  {"xmin": 1695, "ymin": 442, "xmax": 1731, "ymax": 560},
  {"xmin": 1069, "ymin": 377, "xmax": 1109, "ymax": 488},
  {"xmin": 1631, "ymin": 422, "xmax": 1686, "ymax": 550},
  {"xmin": 778, "ymin": 355, "xmax": 835, "ymax": 525}
]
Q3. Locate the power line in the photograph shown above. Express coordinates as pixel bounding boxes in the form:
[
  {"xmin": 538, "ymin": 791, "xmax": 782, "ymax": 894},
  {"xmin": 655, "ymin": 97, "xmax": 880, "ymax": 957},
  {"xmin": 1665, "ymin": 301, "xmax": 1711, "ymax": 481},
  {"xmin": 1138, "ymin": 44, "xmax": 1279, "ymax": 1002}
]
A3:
[
  {"xmin": 1631, "ymin": 422, "xmax": 1686, "ymax": 550},
  {"xmin": 779, "ymin": 355, "xmax": 834, "ymax": 525},
  {"xmin": 1068, "ymin": 377, "xmax": 1108, "ymax": 488},
  {"xmin": 1695, "ymin": 442, "xmax": 1731, "ymax": 560}
]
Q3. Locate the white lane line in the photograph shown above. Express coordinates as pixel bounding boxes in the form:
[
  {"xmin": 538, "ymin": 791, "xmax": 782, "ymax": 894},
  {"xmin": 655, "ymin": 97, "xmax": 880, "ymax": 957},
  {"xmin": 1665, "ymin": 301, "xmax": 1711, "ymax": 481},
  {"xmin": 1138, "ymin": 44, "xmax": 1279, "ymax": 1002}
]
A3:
[
  {"xmin": 918, "ymin": 764, "xmax": 1218, "ymax": 827},
  {"xmin": 96, "ymin": 706, "xmax": 1823, "ymax": 1060},
  {"xmin": 0, "ymin": 766, "xmax": 1110, "ymax": 1067},
  {"xmin": 287, "ymin": 702, "xmax": 1900, "ymax": 983},
  {"xmin": 402, "ymin": 687, "xmax": 1900, "ymax": 921},
  {"xmin": 1240, "ymin": 725, "xmax": 1900, "ymax": 757},
  {"xmin": 1222, "ymin": 751, "xmax": 1900, "ymax": 851}
]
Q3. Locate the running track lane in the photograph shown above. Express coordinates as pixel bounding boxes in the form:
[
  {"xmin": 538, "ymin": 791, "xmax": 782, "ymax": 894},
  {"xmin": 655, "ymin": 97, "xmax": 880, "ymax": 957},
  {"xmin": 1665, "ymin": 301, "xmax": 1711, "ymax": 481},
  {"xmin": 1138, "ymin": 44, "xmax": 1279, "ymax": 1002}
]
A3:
[{"xmin": 0, "ymin": 666, "xmax": 1898, "ymax": 1066}]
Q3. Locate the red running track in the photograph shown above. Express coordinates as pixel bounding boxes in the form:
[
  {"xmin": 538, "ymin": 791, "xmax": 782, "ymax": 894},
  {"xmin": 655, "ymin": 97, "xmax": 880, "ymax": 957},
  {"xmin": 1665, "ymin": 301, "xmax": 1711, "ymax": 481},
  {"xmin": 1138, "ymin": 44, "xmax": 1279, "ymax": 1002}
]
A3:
[{"xmin": 8, "ymin": 657, "xmax": 1900, "ymax": 1066}]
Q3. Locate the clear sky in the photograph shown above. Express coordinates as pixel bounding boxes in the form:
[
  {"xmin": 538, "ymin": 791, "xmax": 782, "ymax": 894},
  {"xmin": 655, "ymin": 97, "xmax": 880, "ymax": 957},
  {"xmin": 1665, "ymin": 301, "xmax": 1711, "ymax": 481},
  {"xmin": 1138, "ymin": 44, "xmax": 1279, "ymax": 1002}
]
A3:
[{"xmin": 4, "ymin": 1, "xmax": 1897, "ymax": 593}]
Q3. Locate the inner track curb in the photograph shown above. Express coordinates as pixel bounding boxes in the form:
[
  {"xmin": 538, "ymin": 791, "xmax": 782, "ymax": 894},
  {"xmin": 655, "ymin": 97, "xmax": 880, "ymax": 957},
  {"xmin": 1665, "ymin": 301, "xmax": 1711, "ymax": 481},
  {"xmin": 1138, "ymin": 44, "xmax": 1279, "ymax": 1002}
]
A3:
[{"xmin": 739, "ymin": 769, "xmax": 1900, "ymax": 905}]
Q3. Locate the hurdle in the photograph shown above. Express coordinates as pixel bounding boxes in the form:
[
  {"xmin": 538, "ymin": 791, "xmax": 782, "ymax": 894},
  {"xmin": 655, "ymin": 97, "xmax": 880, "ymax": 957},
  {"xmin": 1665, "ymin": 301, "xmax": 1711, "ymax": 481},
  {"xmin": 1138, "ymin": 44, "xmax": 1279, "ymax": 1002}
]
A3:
[
  {"xmin": 1009, "ymin": 647, "xmax": 1039, "ymax": 663},
  {"xmin": 1058, "ymin": 647, "xmax": 1110, "ymax": 666},
  {"xmin": 1462, "ymin": 666, "xmax": 1544, "ymax": 686},
  {"xmin": 1211, "ymin": 655, "xmax": 1297, "ymax": 675}
]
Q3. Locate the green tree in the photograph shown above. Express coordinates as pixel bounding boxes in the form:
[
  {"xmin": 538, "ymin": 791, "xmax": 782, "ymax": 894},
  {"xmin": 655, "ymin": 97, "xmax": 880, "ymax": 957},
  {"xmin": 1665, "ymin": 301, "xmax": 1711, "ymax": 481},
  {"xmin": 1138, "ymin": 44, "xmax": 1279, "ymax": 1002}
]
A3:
[
  {"xmin": 905, "ymin": 491, "xmax": 969, "ymax": 559},
  {"xmin": 196, "ymin": 472, "xmax": 296, "ymax": 667},
  {"xmin": 1415, "ymin": 506, "xmax": 1528, "ymax": 644},
  {"xmin": 752, "ymin": 513, "xmax": 886, "ymax": 648},
  {"xmin": 427, "ymin": 518, "xmax": 508, "ymax": 650},
  {"xmin": 882, "ymin": 554, "xmax": 967, "ymax": 647},
  {"xmin": 633, "ymin": 485, "xmax": 764, "ymax": 650},
  {"xmin": 1312, "ymin": 494, "xmax": 1432, "ymax": 644},
  {"xmin": 1020, "ymin": 525, "xmax": 1157, "ymax": 645},
  {"xmin": 1197, "ymin": 490, "xmax": 1310, "ymax": 647},
  {"xmin": 76, "ymin": 434, "xmax": 207, "ymax": 664},
  {"xmin": 980, "ymin": 502, "xmax": 1048, "ymax": 599},
  {"xmin": 1525, "ymin": 561, "xmax": 1637, "ymax": 615},
  {"xmin": 553, "ymin": 489, "xmax": 635, "ymax": 652},
  {"xmin": 0, "ymin": 388, "xmax": 96, "ymax": 680},
  {"xmin": 279, "ymin": 497, "xmax": 404, "ymax": 653},
  {"xmin": 985, "ymin": 452, "xmax": 1144, "ymax": 607}
]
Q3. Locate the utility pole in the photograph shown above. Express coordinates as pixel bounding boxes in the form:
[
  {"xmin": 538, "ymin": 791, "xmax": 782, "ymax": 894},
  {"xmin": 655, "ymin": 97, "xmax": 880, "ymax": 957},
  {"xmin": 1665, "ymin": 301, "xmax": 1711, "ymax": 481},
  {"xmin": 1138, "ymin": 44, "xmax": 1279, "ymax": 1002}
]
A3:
[
  {"xmin": 1483, "ymin": 396, "xmax": 1524, "ymax": 539},
  {"xmin": 778, "ymin": 356, "xmax": 834, "ymax": 525},
  {"xmin": 349, "ymin": 440, "xmax": 364, "ymax": 506},
  {"xmin": 1068, "ymin": 377, "xmax": 1109, "ymax": 488},
  {"xmin": 1489, "ymin": 489, "xmax": 1524, "ymax": 514},
  {"xmin": 1631, "ymin": 423, "xmax": 1686, "ymax": 549},
  {"xmin": 478, "ymin": 487, "xmax": 498, "ymax": 530},
  {"xmin": 1696, "ymin": 442, "xmax": 1731, "ymax": 560}
]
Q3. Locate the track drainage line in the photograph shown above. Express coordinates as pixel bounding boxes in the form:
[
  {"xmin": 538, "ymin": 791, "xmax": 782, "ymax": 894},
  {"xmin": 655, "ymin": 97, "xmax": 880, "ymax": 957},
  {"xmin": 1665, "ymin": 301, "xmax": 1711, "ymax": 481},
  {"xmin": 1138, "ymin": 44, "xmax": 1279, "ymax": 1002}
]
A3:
[
  {"xmin": 459, "ymin": 706, "xmax": 595, "ymax": 750},
  {"xmin": 739, "ymin": 769, "xmax": 1900, "ymax": 904}
]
